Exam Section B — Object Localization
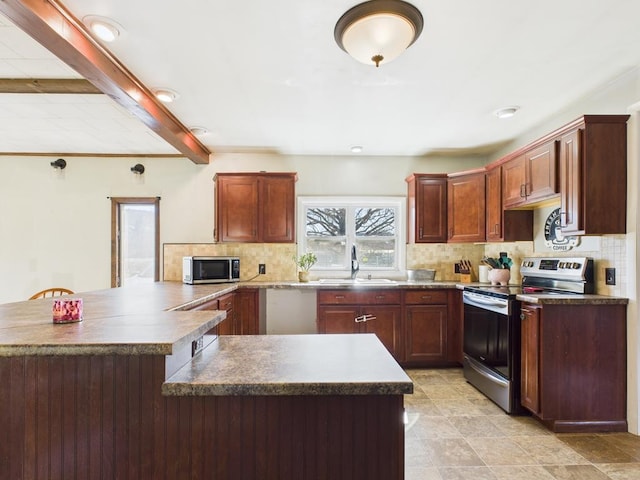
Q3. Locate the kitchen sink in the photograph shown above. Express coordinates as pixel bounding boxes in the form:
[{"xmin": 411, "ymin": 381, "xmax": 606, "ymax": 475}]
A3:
[{"xmin": 318, "ymin": 278, "xmax": 397, "ymax": 285}]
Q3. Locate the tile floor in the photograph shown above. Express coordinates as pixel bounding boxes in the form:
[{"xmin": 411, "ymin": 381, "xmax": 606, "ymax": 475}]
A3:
[{"xmin": 404, "ymin": 368, "xmax": 640, "ymax": 480}]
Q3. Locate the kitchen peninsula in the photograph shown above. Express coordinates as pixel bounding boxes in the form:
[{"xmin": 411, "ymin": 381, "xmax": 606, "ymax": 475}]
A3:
[{"xmin": 0, "ymin": 284, "xmax": 412, "ymax": 480}]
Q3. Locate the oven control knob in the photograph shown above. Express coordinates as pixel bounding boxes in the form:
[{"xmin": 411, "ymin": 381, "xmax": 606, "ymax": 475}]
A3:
[{"xmin": 573, "ymin": 262, "xmax": 581, "ymax": 269}]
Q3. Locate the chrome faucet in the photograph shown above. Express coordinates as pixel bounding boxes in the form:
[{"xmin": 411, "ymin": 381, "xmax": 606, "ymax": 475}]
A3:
[{"xmin": 351, "ymin": 245, "xmax": 359, "ymax": 279}]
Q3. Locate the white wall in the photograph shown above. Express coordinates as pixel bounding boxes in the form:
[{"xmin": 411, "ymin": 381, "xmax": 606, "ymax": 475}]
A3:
[{"xmin": 0, "ymin": 152, "xmax": 484, "ymax": 304}]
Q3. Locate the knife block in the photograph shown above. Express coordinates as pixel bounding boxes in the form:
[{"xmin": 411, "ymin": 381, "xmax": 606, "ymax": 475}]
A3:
[{"xmin": 459, "ymin": 272, "xmax": 474, "ymax": 283}]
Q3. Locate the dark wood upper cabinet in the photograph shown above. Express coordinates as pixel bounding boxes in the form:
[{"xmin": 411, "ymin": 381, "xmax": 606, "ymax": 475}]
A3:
[
  {"xmin": 485, "ymin": 165, "xmax": 503, "ymax": 241},
  {"xmin": 558, "ymin": 115, "xmax": 628, "ymax": 235},
  {"xmin": 406, "ymin": 174, "xmax": 447, "ymax": 243},
  {"xmin": 215, "ymin": 172, "xmax": 297, "ymax": 243},
  {"xmin": 486, "ymin": 164, "xmax": 533, "ymax": 242},
  {"xmin": 502, "ymin": 140, "xmax": 558, "ymax": 209},
  {"xmin": 447, "ymin": 170, "xmax": 485, "ymax": 243},
  {"xmin": 525, "ymin": 141, "xmax": 558, "ymax": 203}
]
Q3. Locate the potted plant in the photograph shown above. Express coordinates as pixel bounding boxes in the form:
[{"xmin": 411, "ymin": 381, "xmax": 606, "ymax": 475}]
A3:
[{"xmin": 294, "ymin": 252, "xmax": 317, "ymax": 282}]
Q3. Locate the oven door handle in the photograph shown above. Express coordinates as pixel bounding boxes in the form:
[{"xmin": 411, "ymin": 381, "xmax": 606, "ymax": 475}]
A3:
[{"xmin": 463, "ymin": 293, "xmax": 506, "ymax": 309}]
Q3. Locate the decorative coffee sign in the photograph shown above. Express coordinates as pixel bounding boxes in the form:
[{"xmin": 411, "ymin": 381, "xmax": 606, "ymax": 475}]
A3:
[{"xmin": 544, "ymin": 208, "xmax": 579, "ymax": 251}]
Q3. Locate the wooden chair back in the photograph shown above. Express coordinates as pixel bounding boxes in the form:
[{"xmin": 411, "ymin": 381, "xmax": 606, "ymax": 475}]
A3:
[{"xmin": 28, "ymin": 287, "xmax": 75, "ymax": 300}]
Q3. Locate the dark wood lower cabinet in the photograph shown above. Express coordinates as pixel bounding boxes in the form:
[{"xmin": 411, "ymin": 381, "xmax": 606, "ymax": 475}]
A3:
[
  {"xmin": 403, "ymin": 289, "xmax": 462, "ymax": 366},
  {"xmin": 520, "ymin": 302, "xmax": 627, "ymax": 433},
  {"xmin": 190, "ymin": 288, "xmax": 265, "ymax": 335},
  {"xmin": 0, "ymin": 355, "xmax": 404, "ymax": 479},
  {"xmin": 317, "ymin": 303, "xmax": 403, "ymax": 362},
  {"xmin": 317, "ymin": 288, "xmax": 462, "ymax": 367}
]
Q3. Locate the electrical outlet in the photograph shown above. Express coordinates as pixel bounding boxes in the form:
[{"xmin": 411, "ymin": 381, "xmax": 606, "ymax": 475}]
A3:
[
  {"xmin": 259, "ymin": 264, "xmax": 266, "ymax": 275},
  {"xmin": 454, "ymin": 263, "xmax": 461, "ymax": 274},
  {"xmin": 605, "ymin": 268, "xmax": 616, "ymax": 286}
]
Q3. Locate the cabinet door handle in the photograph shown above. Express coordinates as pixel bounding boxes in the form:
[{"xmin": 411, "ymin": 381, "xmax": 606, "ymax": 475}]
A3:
[
  {"xmin": 494, "ymin": 223, "xmax": 499, "ymax": 235},
  {"xmin": 559, "ymin": 211, "xmax": 567, "ymax": 228},
  {"xmin": 355, "ymin": 314, "xmax": 376, "ymax": 323},
  {"xmin": 419, "ymin": 227, "xmax": 423, "ymax": 239},
  {"xmin": 520, "ymin": 313, "xmax": 526, "ymax": 320},
  {"xmin": 520, "ymin": 184, "xmax": 526, "ymax": 198}
]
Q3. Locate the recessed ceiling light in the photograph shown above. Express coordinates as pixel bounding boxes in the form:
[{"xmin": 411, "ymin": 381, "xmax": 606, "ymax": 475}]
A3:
[
  {"xmin": 83, "ymin": 15, "xmax": 122, "ymax": 43},
  {"xmin": 494, "ymin": 106, "xmax": 520, "ymax": 119},
  {"xmin": 189, "ymin": 126, "xmax": 210, "ymax": 136},
  {"xmin": 351, "ymin": 145, "xmax": 364, "ymax": 153},
  {"xmin": 153, "ymin": 88, "xmax": 180, "ymax": 103}
]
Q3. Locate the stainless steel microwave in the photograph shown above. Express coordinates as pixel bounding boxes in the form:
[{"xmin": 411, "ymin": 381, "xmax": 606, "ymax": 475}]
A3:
[{"xmin": 182, "ymin": 256, "xmax": 240, "ymax": 284}]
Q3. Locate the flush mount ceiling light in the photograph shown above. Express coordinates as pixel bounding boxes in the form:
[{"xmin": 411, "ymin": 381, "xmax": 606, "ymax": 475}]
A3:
[
  {"xmin": 82, "ymin": 15, "xmax": 122, "ymax": 43},
  {"xmin": 334, "ymin": 0, "xmax": 424, "ymax": 67},
  {"xmin": 153, "ymin": 88, "xmax": 179, "ymax": 103},
  {"xmin": 494, "ymin": 106, "xmax": 520, "ymax": 119},
  {"xmin": 350, "ymin": 145, "xmax": 364, "ymax": 153}
]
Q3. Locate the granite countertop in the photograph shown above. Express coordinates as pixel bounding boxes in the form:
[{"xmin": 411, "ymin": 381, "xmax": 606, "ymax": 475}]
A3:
[
  {"xmin": 515, "ymin": 293, "xmax": 628, "ymax": 305},
  {"xmin": 163, "ymin": 334, "xmax": 413, "ymax": 396},
  {"xmin": 0, "ymin": 283, "xmax": 234, "ymax": 356},
  {"xmin": 456, "ymin": 282, "xmax": 628, "ymax": 305},
  {"xmin": 242, "ymin": 280, "xmax": 460, "ymax": 289}
]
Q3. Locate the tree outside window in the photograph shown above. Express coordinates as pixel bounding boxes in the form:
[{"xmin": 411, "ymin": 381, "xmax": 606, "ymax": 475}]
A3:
[{"xmin": 298, "ymin": 197, "xmax": 404, "ymax": 275}]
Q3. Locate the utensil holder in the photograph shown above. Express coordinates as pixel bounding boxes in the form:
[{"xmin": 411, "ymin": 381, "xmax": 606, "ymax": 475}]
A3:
[{"xmin": 487, "ymin": 268, "xmax": 510, "ymax": 286}]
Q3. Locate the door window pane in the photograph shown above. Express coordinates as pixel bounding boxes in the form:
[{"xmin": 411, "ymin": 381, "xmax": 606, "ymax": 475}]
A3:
[{"xmin": 120, "ymin": 204, "xmax": 155, "ymax": 285}]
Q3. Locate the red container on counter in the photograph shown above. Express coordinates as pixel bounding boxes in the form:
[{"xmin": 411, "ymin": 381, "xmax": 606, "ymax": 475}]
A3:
[{"xmin": 52, "ymin": 298, "xmax": 83, "ymax": 324}]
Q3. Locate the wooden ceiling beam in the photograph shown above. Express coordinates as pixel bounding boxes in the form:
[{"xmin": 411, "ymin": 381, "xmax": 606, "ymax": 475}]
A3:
[
  {"xmin": 0, "ymin": 78, "xmax": 102, "ymax": 94},
  {"xmin": 0, "ymin": 0, "xmax": 211, "ymax": 164}
]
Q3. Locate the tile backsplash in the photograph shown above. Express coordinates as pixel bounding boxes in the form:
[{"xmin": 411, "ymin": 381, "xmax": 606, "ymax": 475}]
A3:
[
  {"xmin": 164, "ymin": 243, "xmax": 297, "ymax": 282},
  {"xmin": 164, "ymin": 234, "xmax": 626, "ymax": 296}
]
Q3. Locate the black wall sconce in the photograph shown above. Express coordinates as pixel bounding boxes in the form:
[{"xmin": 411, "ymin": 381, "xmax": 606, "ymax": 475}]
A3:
[
  {"xmin": 50, "ymin": 158, "xmax": 67, "ymax": 170},
  {"xmin": 131, "ymin": 163, "xmax": 145, "ymax": 175}
]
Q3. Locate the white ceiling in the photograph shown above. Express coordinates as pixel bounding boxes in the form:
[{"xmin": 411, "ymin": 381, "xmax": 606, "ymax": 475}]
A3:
[{"xmin": 2, "ymin": 0, "xmax": 640, "ymax": 158}]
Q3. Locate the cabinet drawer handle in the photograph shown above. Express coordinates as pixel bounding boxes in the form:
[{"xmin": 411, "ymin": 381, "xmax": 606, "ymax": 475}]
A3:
[
  {"xmin": 421, "ymin": 295, "xmax": 432, "ymax": 300},
  {"xmin": 334, "ymin": 295, "xmax": 345, "ymax": 299},
  {"xmin": 375, "ymin": 295, "xmax": 385, "ymax": 300},
  {"xmin": 355, "ymin": 314, "xmax": 376, "ymax": 323}
]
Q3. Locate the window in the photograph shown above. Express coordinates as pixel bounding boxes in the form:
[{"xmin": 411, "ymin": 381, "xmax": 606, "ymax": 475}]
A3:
[
  {"xmin": 110, "ymin": 197, "xmax": 160, "ymax": 287},
  {"xmin": 297, "ymin": 197, "xmax": 405, "ymax": 275}
]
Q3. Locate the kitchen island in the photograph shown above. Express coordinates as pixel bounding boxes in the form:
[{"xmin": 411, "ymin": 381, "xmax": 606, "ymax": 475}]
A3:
[{"xmin": 0, "ymin": 284, "xmax": 412, "ymax": 480}]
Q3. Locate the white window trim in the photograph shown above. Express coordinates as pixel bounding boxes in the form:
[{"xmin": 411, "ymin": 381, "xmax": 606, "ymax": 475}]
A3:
[{"xmin": 297, "ymin": 196, "xmax": 406, "ymax": 278}]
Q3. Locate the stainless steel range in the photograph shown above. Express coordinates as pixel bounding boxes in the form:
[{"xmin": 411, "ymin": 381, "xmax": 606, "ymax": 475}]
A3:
[{"xmin": 462, "ymin": 256, "xmax": 594, "ymax": 413}]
